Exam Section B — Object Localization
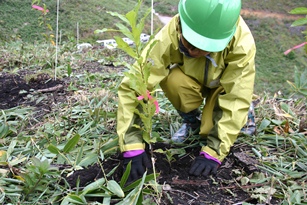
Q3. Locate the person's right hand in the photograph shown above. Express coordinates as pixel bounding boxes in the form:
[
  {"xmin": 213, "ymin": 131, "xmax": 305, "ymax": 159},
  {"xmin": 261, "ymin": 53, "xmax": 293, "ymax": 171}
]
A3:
[
  {"xmin": 123, "ymin": 152, "xmax": 152, "ymax": 183},
  {"xmin": 189, "ymin": 155, "xmax": 220, "ymax": 177}
]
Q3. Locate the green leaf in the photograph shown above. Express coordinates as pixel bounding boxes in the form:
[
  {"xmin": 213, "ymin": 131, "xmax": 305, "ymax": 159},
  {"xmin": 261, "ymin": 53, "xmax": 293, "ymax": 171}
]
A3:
[
  {"xmin": 123, "ymin": 173, "xmax": 158, "ymax": 192},
  {"xmin": 291, "ymin": 17, "xmax": 307, "ymax": 27},
  {"xmin": 31, "ymin": 156, "xmax": 41, "ymax": 167},
  {"xmin": 258, "ymin": 119, "xmax": 271, "ymax": 131},
  {"xmin": 290, "ymin": 190, "xmax": 301, "ymax": 203},
  {"xmin": 75, "ymin": 142, "xmax": 84, "ymax": 165},
  {"xmin": 67, "ymin": 64, "xmax": 72, "ymax": 77},
  {"xmin": 271, "ymin": 119, "xmax": 284, "ymax": 125},
  {"xmin": 1, "ymin": 177, "xmax": 24, "ymax": 185},
  {"xmin": 66, "ymin": 194, "xmax": 87, "ymax": 204},
  {"xmin": 107, "ymin": 180, "xmax": 124, "ymax": 198},
  {"xmin": 9, "ymin": 156, "xmax": 27, "ymax": 166},
  {"xmin": 288, "ymin": 68, "xmax": 307, "ymax": 97},
  {"xmin": 294, "ymin": 68, "xmax": 301, "ymax": 87},
  {"xmin": 47, "ymin": 144, "xmax": 60, "ymax": 154},
  {"xmin": 77, "ymin": 153, "xmax": 98, "ymax": 167},
  {"xmin": 107, "ymin": 11, "xmax": 130, "ymax": 25},
  {"xmin": 0, "ymin": 122, "xmax": 9, "ymax": 138},
  {"xmin": 100, "ymin": 137, "xmax": 119, "ymax": 154},
  {"xmin": 142, "ymin": 132, "xmax": 150, "ymax": 144},
  {"xmin": 78, "ymin": 121, "xmax": 93, "ymax": 136},
  {"xmin": 240, "ymin": 177, "xmax": 250, "ymax": 185},
  {"xmin": 38, "ymin": 159, "xmax": 51, "ymax": 174},
  {"xmin": 106, "ymin": 164, "xmax": 120, "ymax": 178},
  {"xmin": 298, "ymin": 89, "xmax": 307, "ymax": 96},
  {"xmin": 126, "ymin": 6, "xmax": 137, "ymax": 30},
  {"xmin": 114, "ymin": 36, "xmax": 137, "ymax": 58},
  {"xmin": 120, "ymin": 161, "xmax": 131, "ymax": 188},
  {"xmin": 115, "ymin": 23, "xmax": 132, "ymax": 38},
  {"xmin": 289, "ymin": 7, "xmax": 307, "ymax": 15},
  {"xmin": 21, "ymin": 173, "xmax": 35, "ymax": 187},
  {"xmin": 7, "ymin": 140, "xmax": 17, "ymax": 158},
  {"xmin": 0, "ymin": 150, "xmax": 7, "ymax": 163},
  {"xmin": 280, "ymin": 102, "xmax": 295, "ymax": 117},
  {"xmin": 299, "ymin": 71, "xmax": 307, "ymax": 88},
  {"xmin": 103, "ymin": 196, "xmax": 111, "ymax": 205},
  {"xmin": 117, "ymin": 172, "xmax": 147, "ymax": 205},
  {"xmin": 82, "ymin": 177, "xmax": 106, "ymax": 194},
  {"xmin": 143, "ymin": 63, "xmax": 151, "ymax": 83},
  {"xmin": 63, "ymin": 133, "xmax": 80, "ymax": 153},
  {"xmin": 83, "ymin": 190, "xmax": 110, "ymax": 198},
  {"xmin": 47, "ymin": 23, "xmax": 53, "ymax": 31}
]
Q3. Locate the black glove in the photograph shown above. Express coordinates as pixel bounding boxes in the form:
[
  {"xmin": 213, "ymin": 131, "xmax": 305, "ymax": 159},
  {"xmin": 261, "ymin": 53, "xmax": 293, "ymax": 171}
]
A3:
[
  {"xmin": 189, "ymin": 155, "xmax": 220, "ymax": 177},
  {"xmin": 123, "ymin": 152, "xmax": 152, "ymax": 183}
]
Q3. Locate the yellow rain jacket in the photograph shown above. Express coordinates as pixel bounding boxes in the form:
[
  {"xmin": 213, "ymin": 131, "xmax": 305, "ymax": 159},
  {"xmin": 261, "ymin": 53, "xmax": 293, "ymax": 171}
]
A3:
[{"xmin": 117, "ymin": 14, "xmax": 256, "ymax": 162}]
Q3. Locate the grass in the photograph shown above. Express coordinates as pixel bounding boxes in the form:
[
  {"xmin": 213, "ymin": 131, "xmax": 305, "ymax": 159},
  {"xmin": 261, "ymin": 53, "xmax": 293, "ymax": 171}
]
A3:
[
  {"xmin": 242, "ymin": 0, "xmax": 307, "ymax": 13},
  {"xmin": 0, "ymin": 44, "xmax": 306, "ymax": 204},
  {"xmin": 0, "ymin": 0, "xmax": 163, "ymax": 43},
  {"xmin": 247, "ymin": 17, "xmax": 307, "ymax": 95},
  {"xmin": 1, "ymin": 0, "xmax": 306, "ymax": 95},
  {"xmin": 0, "ymin": 0, "xmax": 307, "ymax": 204}
]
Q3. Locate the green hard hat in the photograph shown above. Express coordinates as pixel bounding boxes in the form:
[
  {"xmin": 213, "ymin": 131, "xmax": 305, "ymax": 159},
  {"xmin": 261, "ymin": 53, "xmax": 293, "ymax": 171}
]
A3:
[{"xmin": 178, "ymin": 0, "xmax": 241, "ymax": 52}]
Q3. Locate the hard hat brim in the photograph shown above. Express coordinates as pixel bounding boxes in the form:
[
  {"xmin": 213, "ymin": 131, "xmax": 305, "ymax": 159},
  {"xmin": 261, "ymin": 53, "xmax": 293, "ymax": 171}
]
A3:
[{"xmin": 181, "ymin": 19, "xmax": 236, "ymax": 53}]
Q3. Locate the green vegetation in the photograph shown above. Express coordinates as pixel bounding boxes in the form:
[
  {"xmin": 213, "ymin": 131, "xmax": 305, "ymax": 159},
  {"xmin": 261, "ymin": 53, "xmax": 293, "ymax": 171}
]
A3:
[
  {"xmin": 0, "ymin": 0, "xmax": 163, "ymax": 43},
  {"xmin": 0, "ymin": 0, "xmax": 306, "ymax": 204},
  {"xmin": 249, "ymin": 17, "xmax": 307, "ymax": 94},
  {"xmin": 0, "ymin": 0, "xmax": 306, "ymax": 94}
]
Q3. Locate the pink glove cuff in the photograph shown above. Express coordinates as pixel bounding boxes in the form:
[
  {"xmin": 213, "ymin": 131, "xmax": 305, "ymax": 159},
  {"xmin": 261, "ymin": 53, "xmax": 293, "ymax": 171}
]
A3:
[
  {"xmin": 200, "ymin": 151, "xmax": 221, "ymax": 165},
  {"xmin": 123, "ymin": 149, "xmax": 144, "ymax": 158}
]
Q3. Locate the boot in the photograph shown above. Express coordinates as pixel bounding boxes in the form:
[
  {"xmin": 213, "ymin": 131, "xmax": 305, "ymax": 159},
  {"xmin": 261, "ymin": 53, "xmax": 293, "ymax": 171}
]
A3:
[
  {"xmin": 172, "ymin": 109, "xmax": 201, "ymax": 143},
  {"xmin": 240, "ymin": 103, "xmax": 256, "ymax": 135}
]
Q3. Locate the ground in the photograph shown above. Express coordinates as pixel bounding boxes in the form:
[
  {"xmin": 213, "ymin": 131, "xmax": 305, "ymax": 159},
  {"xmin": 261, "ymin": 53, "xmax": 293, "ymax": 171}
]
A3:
[{"xmin": 0, "ymin": 62, "xmax": 281, "ymax": 205}]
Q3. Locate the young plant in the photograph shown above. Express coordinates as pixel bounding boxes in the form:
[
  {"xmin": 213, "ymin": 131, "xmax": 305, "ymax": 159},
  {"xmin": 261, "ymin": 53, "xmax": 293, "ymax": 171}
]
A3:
[
  {"xmin": 31, "ymin": 0, "xmax": 54, "ymax": 46},
  {"xmin": 287, "ymin": 68, "xmax": 307, "ymax": 98},
  {"xmin": 94, "ymin": 0, "xmax": 159, "ymax": 145},
  {"xmin": 19, "ymin": 157, "xmax": 59, "ymax": 201},
  {"xmin": 95, "ymin": 0, "xmax": 161, "ymax": 202},
  {"xmin": 154, "ymin": 148, "xmax": 186, "ymax": 166},
  {"xmin": 284, "ymin": 7, "xmax": 307, "ymax": 98}
]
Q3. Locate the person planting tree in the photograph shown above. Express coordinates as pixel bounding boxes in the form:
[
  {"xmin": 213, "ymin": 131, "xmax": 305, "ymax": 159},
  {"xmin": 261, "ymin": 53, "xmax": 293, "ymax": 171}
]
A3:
[{"xmin": 117, "ymin": 0, "xmax": 256, "ymax": 182}]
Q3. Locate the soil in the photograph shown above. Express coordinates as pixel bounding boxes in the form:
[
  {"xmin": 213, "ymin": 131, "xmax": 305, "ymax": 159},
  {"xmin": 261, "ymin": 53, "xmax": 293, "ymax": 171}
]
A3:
[
  {"xmin": 0, "ymin": 63, "xmax": 281, "ymax": 205},
  {"xmin": 65, "ymin": 143, "xmax": 271, "ymax": 205}
]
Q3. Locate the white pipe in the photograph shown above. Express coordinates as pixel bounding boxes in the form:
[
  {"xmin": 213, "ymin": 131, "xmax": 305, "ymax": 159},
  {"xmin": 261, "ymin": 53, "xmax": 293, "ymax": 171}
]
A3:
[
  {"xmin": 55, "ymin": 0, "xmax": 60, "ymax": 80},
  {"xmin": 151, "ymin": 0, "xmax": 153, "ymax": 35}
]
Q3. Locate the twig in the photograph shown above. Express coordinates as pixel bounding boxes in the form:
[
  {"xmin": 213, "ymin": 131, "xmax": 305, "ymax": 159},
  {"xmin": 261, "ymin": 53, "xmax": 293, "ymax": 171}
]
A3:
[
  {"xmin": 35, "ymin": 84, "xmax": 63, "ymax": 93},
  {"xmin": 218, "ymin": 182, "xmax": 270, "ymax": 190},
  {"xmin": 171, "ymin": 178, "xmax": 209, "ymax": 186},
  {"xmin": 170, "ymin": 189, "xmax": 199, "ymax": 200}
]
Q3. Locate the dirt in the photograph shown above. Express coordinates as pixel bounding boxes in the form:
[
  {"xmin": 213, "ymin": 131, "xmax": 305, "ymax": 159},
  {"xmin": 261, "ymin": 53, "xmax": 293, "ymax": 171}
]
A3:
[
  {"xmin": 0, "ymin": 63, "xmax": 282, "ymax": 205},
  {"xmin": 64, "ymin": 142, "xmax": 279, "ymax": 205},
  {"xmin": 240, "ymin": 9, "xmax": 302, "ymax": 21}
]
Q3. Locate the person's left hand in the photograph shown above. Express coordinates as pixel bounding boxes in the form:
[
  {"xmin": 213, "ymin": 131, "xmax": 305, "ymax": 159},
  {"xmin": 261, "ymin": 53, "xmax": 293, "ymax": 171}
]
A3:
[{"xmin": 189, "ymin": 155, "xmax": 220, "ymax": 177}]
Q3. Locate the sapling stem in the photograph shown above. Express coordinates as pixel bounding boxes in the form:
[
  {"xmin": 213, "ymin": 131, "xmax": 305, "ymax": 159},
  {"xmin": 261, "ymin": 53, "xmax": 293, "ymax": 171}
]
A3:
[{"xmin": 149, "ymin": 142, "xmax": 162, "ymax": 201}]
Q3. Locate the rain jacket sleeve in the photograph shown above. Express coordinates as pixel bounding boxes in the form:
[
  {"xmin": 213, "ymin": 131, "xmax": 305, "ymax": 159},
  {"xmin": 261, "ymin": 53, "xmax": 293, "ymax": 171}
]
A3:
[
  {"xmin": 201, "ymin": 16, "xmax": 256, "ymax": 162},
  {"xmin": 117, "ymin": 16, "xmax": 179, "ymax": 152}
]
